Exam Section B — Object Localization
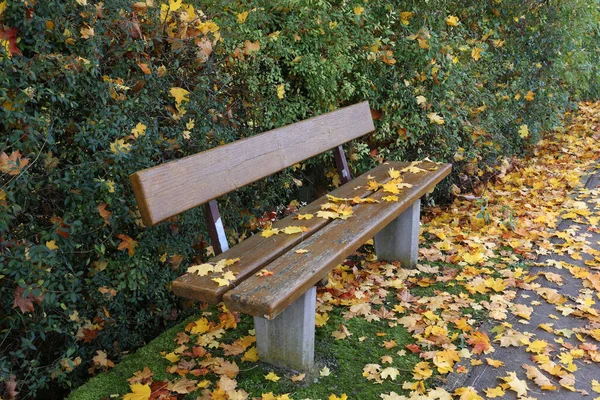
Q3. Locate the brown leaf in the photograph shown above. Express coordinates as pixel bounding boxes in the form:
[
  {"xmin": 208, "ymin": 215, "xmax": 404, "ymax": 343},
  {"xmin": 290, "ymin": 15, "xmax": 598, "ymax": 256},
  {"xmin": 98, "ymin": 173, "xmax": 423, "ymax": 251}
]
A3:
[
  {"xmin": 117, "ymin": 234, "xmax": 138, "ymax": 256},
  {"xmin": 167, "ymin": 377, "xmax": 198, "ymax": 394},
  {"xmin": 127, "ymin": 366, "xmax": 154, "ymax": 385},
  {"xmin": 0, "ymin": 151, "xmax": 29, "ymax": 175},
  {"xmin": 217, "ymin": 375, "xmax": 237, "ymax": 392},
  {"xmin": 213, "ymin": 360, "xmax": 239, "ymax": 379},
  {"xmin": 97, "ymin": 203, "xmax": 111, "ymax": 225},
  {"xmin": 12, "ymin": 286, "xmax": 44, "ymax": 313},
  {"xmin": 138, "ymin": 62, "xmax": 151, "ymax": 75},
  {"xmin": 5, "ymin": 374, "xmax": 18, "ymax": 399}
]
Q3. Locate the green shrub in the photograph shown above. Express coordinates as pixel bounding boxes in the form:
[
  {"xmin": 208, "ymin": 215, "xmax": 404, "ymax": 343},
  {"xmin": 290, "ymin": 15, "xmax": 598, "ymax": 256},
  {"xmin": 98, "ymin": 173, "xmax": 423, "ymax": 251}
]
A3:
[{"xmin": 0, "ymin": 0, "xmax": 598, "ymax": 397}]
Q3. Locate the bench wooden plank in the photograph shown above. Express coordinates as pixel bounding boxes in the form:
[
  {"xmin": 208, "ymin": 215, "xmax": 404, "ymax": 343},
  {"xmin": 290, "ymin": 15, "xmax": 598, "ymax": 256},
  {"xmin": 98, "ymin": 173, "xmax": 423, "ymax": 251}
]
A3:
[
  {"xmin": 171, "ymin": 161, "xmax": 404, "ymax": 304},
  {"xmin": 223, "ymin": 162, "xmax": 452, "ymax": 320},
  {"xmin": 130, "ymin": 102, "xmax": 374, "ymax": 226}
]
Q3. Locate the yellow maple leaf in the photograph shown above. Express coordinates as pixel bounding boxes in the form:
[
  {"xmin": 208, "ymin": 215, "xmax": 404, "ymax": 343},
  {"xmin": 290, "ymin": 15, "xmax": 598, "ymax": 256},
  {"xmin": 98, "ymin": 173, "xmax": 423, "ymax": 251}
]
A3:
[
  {"xmin": 277, "ymin": 84, "xmax": 285, "ymax": 99},
  {"xmin": 382, "ymin": 181, "xmax": 400, "ymax": 194},
  {"xmin": 242, "ymin": 346, "xmax": 259, "ymax": 362},
  {"xmin": 187, "ymin": 263, "xmax": 214, "ymax": 276},
  {"xmin": 400, "ymin": 11, "xmax": 413, "ymax": 25},
  {"xmin": 446, "ymin": 15, "xmax": 460, "ymax": 26},
  {"xmin": 502, "ymin": 371, "xmax": 529, "ymax": 397},
  {"xmin": 168, "ymin": 0, "xmax": 182, "ymax": 12},
  {"xmin": 526, "ymin": 339, "xmax": 548, "ymax": 354},
  {"xmin": 417, "ymin": 38, "xmax": 429, "ymax": 49},
  {"xmin": 320, "ymin": 366, "xmax": 331, "ymax": 376},
  {"xmin": 388, "ymin": 168, "xmax": 400, "ymax": 179},
  {"xmin": 164, "ymin": 352, "xmax": 180, "ymax": 363},
  {"xmin": 462, "ymin": 251, "xmax": 485, "ymax": 264},
  {"xmin": 169, "ymin": 87, "xmax": 190, "ymax": 106},
  {"xmin": 296, "ymin": 213, "xmax": 313, "ymax": 220},
  {"xmin": 224, "ymin": 258, "xmax": 240, "ymax": 266},
  {"xmin": 123, "ymin": 383, "xmax": 151, "ymax": 400},
  {"xmin": 264, "ymin": 371, "xmax": 280, "ymax": 382},
  {"xmin": 197, "ymin": 380, "xmax": 211, "ymax": 388},
  {"xmin": 80, "ymin": 25, "xmax": 94, "ymax": 39},
  {"xmin": 212, "ymin": 277, "xmax": 231, "ymax": 287},
  {"xmin": 329, "ymin": 395, "xmax": 348, "ymax": 400},
  {"xmin": 453, "ymin": 387, "xmax": 482, "ymax": 399},
  {"xmin": 485, "ymin": 358, "xmax": 504, "ymax": 368},
  {"xmin": 236, "ymin": 11, "xmax": 248, "ymax": 23},
  {"xmin": 353, "ymin": 6, "xmax": 364, "ymax": 15},
  {"xmin": 382, "ymin": 195, "xmax": 399, "ymax": 202},
  {"xmin": 367, "ymin": 180, "xmax": 380, "ymax": 190},
  {"xmin": 131, "ymin": 122, "xmax": 147, "ymax": 138},
  {"xmin": 188, "ymin": 317, "xmax": 210, "ymax": 334},
  {"xmin": 471, "ymin": 47, "xmax": 482, "ymax": 61},
  {"xmin": 261, "ymin": 228, "xmax": 279, "ymax": 238},
  {"xmin": 317, "ymin": 210, "xmax": 340, "ymax": 219},
  {"xmin": 412, "ymin": 362, "xmax": 431, "ymax": 380},
  {"xmin": 0, "ymin": 1, "xmax": 7, "ymax": 16},
  {"xmin": 281, "ymin": 226, "xmax": 308, "ymax": 235},
  {"xmin": 427, "ymin": 112, "xmax": 445, "ymax": 125},
  {"xmin": 483, "ymin": 386, "xmax": 505, "ymax": 398},
  {"xmin": 222, "ymin": 271, "xmax": 236, "ymax": 282},
  {"xmin": 110, "ymin": 139, "xmax": 131, "ymax": 154},
  {"xmin": 524, "ymin": 90, "xmax": 535, "ymax": 101},
  {"xmin": 315, "ymin": 312, "xmax": 329, "ymax": 327},
  {"xmin": 46, "ymin": 240, "xmax": 59, "ymax": 251},
  {"xmin": 518, "ymin": 124, "xmax": 529, "ymax": 138}
]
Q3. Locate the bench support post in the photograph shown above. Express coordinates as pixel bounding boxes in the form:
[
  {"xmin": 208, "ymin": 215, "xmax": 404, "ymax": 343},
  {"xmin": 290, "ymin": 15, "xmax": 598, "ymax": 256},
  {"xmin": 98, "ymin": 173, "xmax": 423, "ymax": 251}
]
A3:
[
  {"xmin": 374, "ymin": 199, "xmax": 421, "ymax": 267},
  {"xmin": 203, "ymin": 200, "xmax": 229, "ymax": 255},
  {"xmin": 253, "ymin": 286, "xmax": 316, "ymax": 372}
]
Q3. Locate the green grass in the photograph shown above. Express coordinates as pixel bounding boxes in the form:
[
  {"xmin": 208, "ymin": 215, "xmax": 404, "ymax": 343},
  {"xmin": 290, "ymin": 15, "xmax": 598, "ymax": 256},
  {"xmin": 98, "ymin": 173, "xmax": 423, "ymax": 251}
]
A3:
[
  {"xmin": 68, "ymin": 315, "xmax": 198, "ymax": 400},
  {"xmin": 69, "ymin": 306, "xmax": 420, "ymax": 400},
  {"xmin": 69, "ymin": 254, "xmax": 530, "ymax": 399}
]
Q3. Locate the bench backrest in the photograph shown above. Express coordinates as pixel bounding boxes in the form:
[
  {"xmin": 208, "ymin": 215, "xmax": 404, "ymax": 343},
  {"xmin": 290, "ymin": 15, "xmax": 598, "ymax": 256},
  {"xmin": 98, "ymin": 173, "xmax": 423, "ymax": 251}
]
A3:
[{"xmin": 130, "ymin": 101, "xmax": 374, "ymax": 226}]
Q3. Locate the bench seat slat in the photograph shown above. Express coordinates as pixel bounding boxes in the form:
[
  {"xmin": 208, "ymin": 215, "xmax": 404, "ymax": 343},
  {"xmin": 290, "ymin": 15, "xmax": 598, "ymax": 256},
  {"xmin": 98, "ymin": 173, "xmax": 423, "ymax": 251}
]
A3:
[
  {"xmin": 171, "ymin": 162, "xmax": 402, "ymax": 304},
  {"xmin": 130, "ymin": 102, "xmax": 374, "ymax": 226},
  {"xmin": 223, "ymin": 162, "xmax": 452, "ymax": 320}
]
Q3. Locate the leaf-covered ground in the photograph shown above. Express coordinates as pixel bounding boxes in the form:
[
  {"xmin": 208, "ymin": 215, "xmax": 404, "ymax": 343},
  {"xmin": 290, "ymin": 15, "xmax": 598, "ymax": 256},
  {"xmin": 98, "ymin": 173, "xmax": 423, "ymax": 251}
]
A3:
[{"xmin": 70, "ymin": 102, "xmax": 599, "ymax": 400}]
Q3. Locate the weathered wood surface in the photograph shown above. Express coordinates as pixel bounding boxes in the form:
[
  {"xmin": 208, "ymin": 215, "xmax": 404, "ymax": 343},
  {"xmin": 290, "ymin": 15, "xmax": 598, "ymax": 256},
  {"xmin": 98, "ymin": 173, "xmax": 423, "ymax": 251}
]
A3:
[
  {"xmin": 171, "ymin": 162, "xmax": 399, "ymax": 304},
  {"xmin": 223, "ymin": 162, "xmax": 452, "ymax": 320},
  {"xmin": 130, "ymin": 102, "xmax": 374, "ymax": 226}
]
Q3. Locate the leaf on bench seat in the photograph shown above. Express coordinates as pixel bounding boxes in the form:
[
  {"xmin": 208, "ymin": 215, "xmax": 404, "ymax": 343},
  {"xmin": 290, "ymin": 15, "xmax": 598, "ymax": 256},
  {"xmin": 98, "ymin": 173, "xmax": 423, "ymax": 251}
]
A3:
[
  {"xmin": 187, "ymin": 258, "xmax": 241, "ymax": 276},
  {"xmin": 325, "ymin": 194, "xmax": 379, "ymax": 204},
  {"xmin": 212, "ymin": 271, "xmax": 236, "ymax": 287},
  {"xmin": 260, "ymin": 225, "xmax": 310, "ymax": 237}
]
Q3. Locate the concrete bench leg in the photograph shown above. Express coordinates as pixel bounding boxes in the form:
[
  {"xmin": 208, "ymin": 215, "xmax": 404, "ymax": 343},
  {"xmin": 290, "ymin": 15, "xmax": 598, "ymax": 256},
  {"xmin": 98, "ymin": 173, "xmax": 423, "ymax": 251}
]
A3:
[
  {"xmin": 374, "ymin": 199, "xmax": 421, "ymax": 267},
  {"xmin": 253, "ymin": 286, "xmax": 316, "ymax": 372}
]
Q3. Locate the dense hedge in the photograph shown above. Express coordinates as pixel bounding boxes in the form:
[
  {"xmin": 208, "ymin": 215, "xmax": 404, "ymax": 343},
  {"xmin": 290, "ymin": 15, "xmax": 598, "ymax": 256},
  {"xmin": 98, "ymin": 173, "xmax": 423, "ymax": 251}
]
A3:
[{"xmin": 1, "ymin": 0, "xmax": 599, "ymax": 397}]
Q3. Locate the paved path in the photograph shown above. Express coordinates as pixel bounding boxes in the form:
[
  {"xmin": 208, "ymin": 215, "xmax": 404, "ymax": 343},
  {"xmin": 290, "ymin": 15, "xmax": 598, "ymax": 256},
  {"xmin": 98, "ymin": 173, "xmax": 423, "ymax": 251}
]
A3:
[{"xmin": 446, "ymin": 167, "xmax": 600, "ymax": 398}]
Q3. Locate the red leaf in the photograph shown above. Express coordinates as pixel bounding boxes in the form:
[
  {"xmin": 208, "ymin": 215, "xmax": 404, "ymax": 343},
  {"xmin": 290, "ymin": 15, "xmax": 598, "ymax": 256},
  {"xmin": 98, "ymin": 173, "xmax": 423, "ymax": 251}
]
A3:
[
  {"xmin": 0, "ymin": 27, "xmax": 21, "ymax": 56},
  {"xmin": 406, "ymin": 343, "xmax": 421, "ymax": 354}
]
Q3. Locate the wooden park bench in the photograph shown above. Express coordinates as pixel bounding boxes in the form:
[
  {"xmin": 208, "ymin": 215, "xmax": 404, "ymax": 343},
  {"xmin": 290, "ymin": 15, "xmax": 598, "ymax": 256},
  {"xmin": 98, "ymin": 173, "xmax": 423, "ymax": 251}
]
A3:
[{"xmin": 130, "ymin": 102, "xmax": 451, "ymax": 372}]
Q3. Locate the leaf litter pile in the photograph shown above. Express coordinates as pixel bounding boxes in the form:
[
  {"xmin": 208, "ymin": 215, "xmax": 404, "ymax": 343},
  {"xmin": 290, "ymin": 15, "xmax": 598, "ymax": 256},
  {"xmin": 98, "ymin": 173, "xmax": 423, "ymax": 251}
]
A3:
[{"xmin": 116, "ymin": 103, "xmax": 599, "ymax": 400}]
